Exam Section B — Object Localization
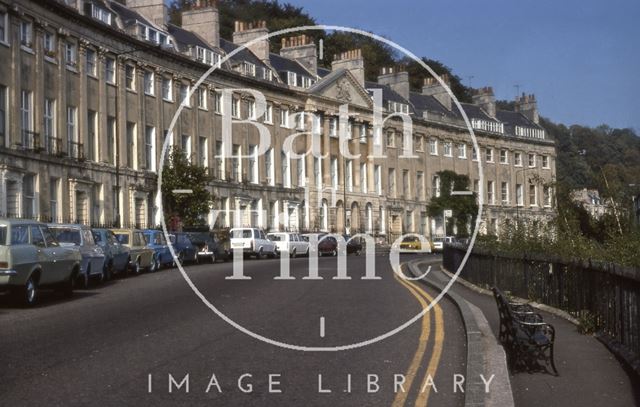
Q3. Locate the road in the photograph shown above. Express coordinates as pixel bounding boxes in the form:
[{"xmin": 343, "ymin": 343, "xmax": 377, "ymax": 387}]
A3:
[{"xmin": 0, "ymin": 253, "xmax": 466, "ymax": 407}]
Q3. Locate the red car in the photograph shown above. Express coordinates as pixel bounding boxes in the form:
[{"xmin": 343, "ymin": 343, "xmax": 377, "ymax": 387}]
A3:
[{"xmin": 317, "ymin": 235, "xmax": 338, "ymax": 256}]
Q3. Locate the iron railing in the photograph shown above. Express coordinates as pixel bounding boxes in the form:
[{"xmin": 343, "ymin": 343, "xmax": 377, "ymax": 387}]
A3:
[
  {"xmin": 46, "ymin": 136, "xmax": 63, "ymax": 155},
  {"xmin": 19, "ymin": 130, "xmax": 41, "ymax": 151},
  {"xmin": 443, "ymin": 244, "xmax": 640, "ymax": 369},
  {"xmin": 67, "ymin": 140, "xmax": 85, "ymax": 160}
]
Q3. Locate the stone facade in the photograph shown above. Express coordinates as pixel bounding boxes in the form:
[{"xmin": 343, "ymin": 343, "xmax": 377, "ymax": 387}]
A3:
[{"xmin": 0, "ymin": 0, "xmax": 556, "ymax": 241}]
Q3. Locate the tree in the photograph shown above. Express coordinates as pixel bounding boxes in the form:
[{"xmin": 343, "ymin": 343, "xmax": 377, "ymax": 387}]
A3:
[
  {"xmin": 161, "ymin": 147, "xmax": 215, "ymax": 228},
  {"xmin": 426, "ymin": 171, "xmax": 478, "ymax": 237}
]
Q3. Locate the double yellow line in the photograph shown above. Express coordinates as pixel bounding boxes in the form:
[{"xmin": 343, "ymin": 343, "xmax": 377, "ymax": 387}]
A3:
[{"xmin": 392, "ymin": 266, "xmax": 445, "ymax": 407}]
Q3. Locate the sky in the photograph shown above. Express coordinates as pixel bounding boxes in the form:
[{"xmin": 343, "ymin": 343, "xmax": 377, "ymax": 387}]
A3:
[{"xmin": 283, "ymin": 0, "xmax": 640, "ymax": 130}]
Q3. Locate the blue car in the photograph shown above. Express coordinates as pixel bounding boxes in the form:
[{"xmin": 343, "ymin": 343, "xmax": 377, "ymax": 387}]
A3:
[
  {"xmin": 168, "ymin": 233, "xmax": 199, "ymax": 264},
  {"xmin": 92, "ymin": 228, "xmax": 131, "ymax": 278},
  {"xmin": 143, "ymin": 230, "xmax": 173, "ymax": 271},
  {"xmin": 49, "ymin": 224, "xmax": 105, "ymax": 287}
]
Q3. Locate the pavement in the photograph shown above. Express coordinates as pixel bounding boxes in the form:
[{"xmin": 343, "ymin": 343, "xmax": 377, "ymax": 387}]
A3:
[
  {"xmin": 0, "ymin": 253, "xmax": 468, "ymax": 407},
  {"xmin": 411, "ymin": 261, "xmax": 640, "ymax": 407}
]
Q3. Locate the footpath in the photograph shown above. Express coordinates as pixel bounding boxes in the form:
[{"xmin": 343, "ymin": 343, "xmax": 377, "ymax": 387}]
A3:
[{"xmin": 410, "ymin": 259, "xmax": 640, "ymax": 407}]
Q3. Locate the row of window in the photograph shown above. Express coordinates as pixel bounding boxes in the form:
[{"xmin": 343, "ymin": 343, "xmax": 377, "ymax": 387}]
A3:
[{"xmin": 484, "ymin": 181, "xmax": 553, "ymax": 207}]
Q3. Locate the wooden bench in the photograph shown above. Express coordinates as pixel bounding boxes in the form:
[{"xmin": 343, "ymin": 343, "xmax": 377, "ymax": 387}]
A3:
[{"xmin": 492, "ymin": 287, "xmax": 558, "ymax": 375}]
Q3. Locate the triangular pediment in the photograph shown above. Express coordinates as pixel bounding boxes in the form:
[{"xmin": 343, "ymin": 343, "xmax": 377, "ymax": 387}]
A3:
[{"xmin": 308, "ymin": 69, "xmax": 372, "ymax": 109}]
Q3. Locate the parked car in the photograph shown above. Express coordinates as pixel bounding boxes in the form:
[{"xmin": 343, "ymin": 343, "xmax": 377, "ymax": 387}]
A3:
[
  {"xmin": 143, "ymin": 230, "xmax": 173, "ymax": 270},
  {"xmin": 0, "ymin": 219, "xmax": 82, "ymax": 305},
  {"xmin": 186, "ymin": 231, "xmax": 228, "ymax": 263},
  {"xmin": 317, "ymin": 234, "xmax": 337, "ymax": 256},
  {"xmin": 398, "ymin": 235, "xmax": 433, "ymax": 253},
  {"xmin": 92, "ymin": 228, "xmax": 130, "ymax": 278},
  {"xmin": 343, "ymin": 235, "xmax": 363, "ymax": 255},
  {"xmin": 49, "ymin": 224, "xmax": 106, "ymax": 286},
  {"xmin": 432, "ymin": 236, "xmax": 455, "ymax": 252},
  {"xmin": 111, "ymin": 229, "xmax": 154, "ymax": 274},
  {"xmin": 230, "ymin": 228, "xmax": 278, "ymax": 259},
  {"xmin": 267, "ymin": 232, "xmax": 310, "ymax": 258},
  {"xmin": 168, "ymin": 232, "xmax": 199, "ymax": 264}
]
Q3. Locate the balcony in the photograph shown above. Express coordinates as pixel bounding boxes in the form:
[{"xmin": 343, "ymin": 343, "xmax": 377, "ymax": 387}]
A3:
[
  {"xmin": 18, "ymin": 131, "xmax": 41, "ymax": 151},
  {"xmin": 68, "ymin": 141, "xmax": 85, "ymax": 160},
  {"xmin": 46, "ymin": 136, "xmax": 63, "ymax": 156}
]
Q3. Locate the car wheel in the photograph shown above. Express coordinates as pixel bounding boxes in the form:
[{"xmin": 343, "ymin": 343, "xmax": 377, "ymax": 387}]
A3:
[
  {"xmin": 14, "ymin": 275, "xmax": 38, "ymax": 306},
  {"xmin": 134, "ymin": 260, "xmax": 142, "ymax": 275},
  {"xmin": 61, "ymin": 269, "xmax": 77, "ymax": 298},
  {"xmin": 174, "ymin": 252, "xmax": 184, "ymax": 267},
  {"xmin": 332, "ymin": 249, "xmax": 337, "ymax": 257},
  {"xmin": 290, "ymin": 249, "xmax": 297, "ymax": 259},
  {"xmin": 257, "ymin": 248, "xmax": 265, "ymax": 260},
  {"xmin": 210, "ymin": 253, "xmax": 216, "ymax": 264},
  {"xmin": 102, "ymin": 262, "xmax": 113, "ymax": 282},
  {"xmin": 82, "ymin": 267, "xmax": 90, "ymax": 288},
  {"xmin": 150, "ymin": 255, "xmax": 158, "ymax": 272}
]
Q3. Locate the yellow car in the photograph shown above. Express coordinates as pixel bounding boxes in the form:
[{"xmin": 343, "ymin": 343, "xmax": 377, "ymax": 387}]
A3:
[{"xmin": 398, "ymin": 236, "xmax": 433, "ymax": 253}]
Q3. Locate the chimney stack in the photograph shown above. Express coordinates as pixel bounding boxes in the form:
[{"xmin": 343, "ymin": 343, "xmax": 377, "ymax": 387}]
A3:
[
  {"xmin": 472, "ymin": 86, "xmax": 496, "ymax": 118},
  {"xmin": 377, "ymin": 66, "xmax": 410, "ymax": 100},
  {"xmin": 422, "ymin": 75, "xmax": 452, "ymax": 111},
  {"xmin": 181, "ymin": 0, "xmax": 219, "ymax": 48},
  {"xmin": 126, "ymin": 0, "xmax": 168, "ymax": 29},
  {"xmin": 280, "ymin": 35, "xmax": 317, "ymax": 76},
  {"xmin": 232, "ymin": 20, "xmax": 270, "ymax": 61},
  {"xmin": 331, "ymin": 49, "xmax": 365, "ymax": 87},
  {"xmin": 515, "ymin": 92, "xmax": 539, "ymax": 124}
]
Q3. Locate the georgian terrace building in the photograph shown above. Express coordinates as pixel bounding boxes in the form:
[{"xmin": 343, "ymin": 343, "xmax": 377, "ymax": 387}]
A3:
[{"xmin": 0, "ymin": 0, "xmax": 556, "ymax": 239}]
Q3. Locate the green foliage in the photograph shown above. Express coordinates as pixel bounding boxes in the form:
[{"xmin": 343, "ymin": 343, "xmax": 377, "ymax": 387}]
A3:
[
  {"xmin": 426, "ymin": 171, "xmax": 478, "ymax": 237},
  {"xmin": 398, "ymin": 57, "xmax": 473, "ymax": 103},
  {"xmin": 161, "ymin": 147, "xmax": 215, "ymax": 228},
  {"xmin": 475, "ymin": 180, "xmax": 640, "ymax": 268}
]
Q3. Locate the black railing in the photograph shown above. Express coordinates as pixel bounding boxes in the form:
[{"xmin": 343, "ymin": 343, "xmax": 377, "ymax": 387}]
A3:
[
  {"xmin": 46, "ymin": 136, "xmax": 63, "ymax": 155},
  {"xmin": 19, "ymin": 130, "xmax": 41, "ymax": 151},
  {"xmin": 443, "ymin": 244, "xmax": 640, "ymax": 373},
  {"xmin": 68, "ymin": 140, "xmax": 85, "ymax": 160}
]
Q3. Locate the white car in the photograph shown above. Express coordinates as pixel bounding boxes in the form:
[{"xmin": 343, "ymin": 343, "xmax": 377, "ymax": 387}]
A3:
[
  {"xmin": 267, "ymin": 232, "xmax": 310, "ymax": 258},
  {"xmin": 229, "ymin": 228, "xmax": 278, "ymax": 259},
  {"xmin": 432, "ymin": 236, "xmax": 454, "ymax": 252}
]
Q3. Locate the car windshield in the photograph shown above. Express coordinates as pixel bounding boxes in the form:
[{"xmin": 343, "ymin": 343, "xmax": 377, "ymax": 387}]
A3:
[
  {"xmin": 403, "ymin": 236, "xmax": 418, "ymax": 243},
  {"xmin": 187, "ymin": 233, "xmax": 209, "ymax": 243},
  {"xmin": 115, "ymin": 233, "xmax": 129, "ymax": 244},
  {"xmin": 92, "ymin": 231, "xmax": 103, "ymax": 243},
  {"xmin": 51, "ymin": 228, "xmax": 81, "ymax": 245},
  {"xmin": 0, "ymin": 226, "xmax": 6, "ymax": 245},
  {"xmin": 232, "ymin": 230, "xmax": 252, "ymax": 238},
  {"xmin": 268, "ymin": 234, "xmax": 284, "ymax": 241},
  {"xmin": 433, "ymin": 237, "xmax": 444, "ymax": 242}
]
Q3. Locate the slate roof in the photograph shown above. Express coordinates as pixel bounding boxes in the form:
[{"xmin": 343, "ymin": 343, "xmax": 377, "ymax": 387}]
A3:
[
  {"xmin": 317, "ymin": 67, "xmax": 332, "ymax": 78},
  {"xmin": 269, "ymin": 53, "xmax": 313, "ymax": 78},
  {"xmin": 108, "ymin": 0, "xmax": 154, "ymax": 28},
  {"xmin": 496, "ymin": 110, "xmax": 543, "ymax": 131},
  {"xmin": 219, "ymin": 38, "xmax": 268, "ymax": 69},
  {"xmin": 409, "ymin": 92, "xmax": 455, "ymax": 118},
  {"xmin": 168, "ymin": 23, "xmax": 212, "ymax": 52},
  {"xmin": 365, "ymin": 81, "xmax": 411, "ymax": 106}
]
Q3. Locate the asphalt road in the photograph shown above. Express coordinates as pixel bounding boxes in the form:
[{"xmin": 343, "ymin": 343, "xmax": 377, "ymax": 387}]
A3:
[{"xmin": 0, "ymin": 253, "xmax": 466, "ymax": 407}]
